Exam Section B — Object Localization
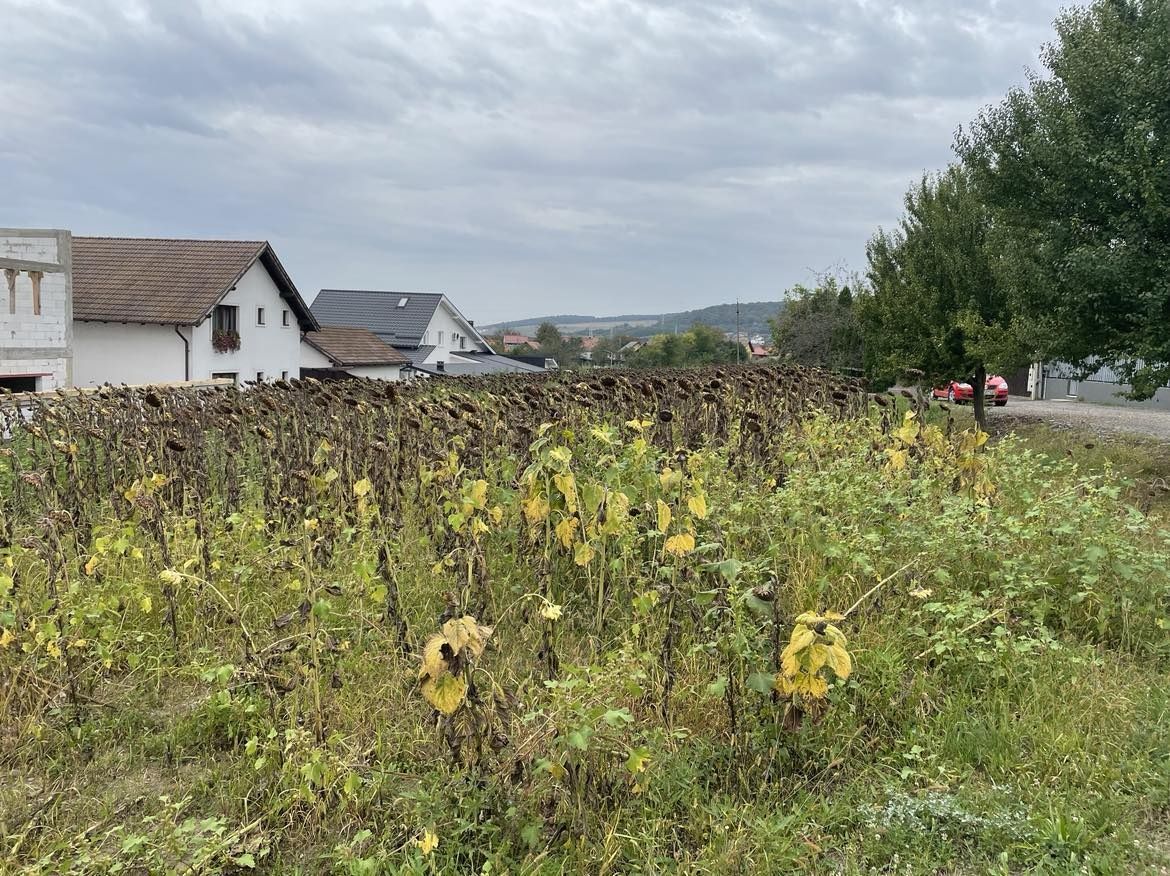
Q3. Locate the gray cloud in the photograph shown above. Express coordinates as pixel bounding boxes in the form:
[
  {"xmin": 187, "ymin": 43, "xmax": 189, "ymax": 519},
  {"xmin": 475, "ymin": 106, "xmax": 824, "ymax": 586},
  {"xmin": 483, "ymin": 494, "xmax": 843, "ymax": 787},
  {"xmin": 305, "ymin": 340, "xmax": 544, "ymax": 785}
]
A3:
[{"xmin": 1, "ymin": 0, "xmax": 1062, "ymax": 322}]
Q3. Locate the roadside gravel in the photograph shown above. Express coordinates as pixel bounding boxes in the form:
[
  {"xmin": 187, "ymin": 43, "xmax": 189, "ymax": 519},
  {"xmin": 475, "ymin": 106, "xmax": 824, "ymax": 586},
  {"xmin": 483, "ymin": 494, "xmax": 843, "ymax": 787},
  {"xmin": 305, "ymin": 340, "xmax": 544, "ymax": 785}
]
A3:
[{"xmin": 987, "ymin": 397, "xmax": 1170, "ymax": 444}]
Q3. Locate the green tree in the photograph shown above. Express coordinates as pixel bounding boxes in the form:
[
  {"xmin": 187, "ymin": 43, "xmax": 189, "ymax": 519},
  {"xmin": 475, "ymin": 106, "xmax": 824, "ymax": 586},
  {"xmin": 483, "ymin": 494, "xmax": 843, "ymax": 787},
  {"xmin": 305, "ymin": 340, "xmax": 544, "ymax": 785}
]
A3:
[
  {"xmin": 957, "ymin": 0, "xmax": 1170, "ymax": 398},
  {"xmin": 630, "ymin": 323, "xmax": 741, "ymax": 368},
  {"xmin": 770, "ymin": 277, "xmax": 863, "ymax": 372},
  {"xmin": 862, "ymin": 165, "xmax": 1026, "ymax": 429}
]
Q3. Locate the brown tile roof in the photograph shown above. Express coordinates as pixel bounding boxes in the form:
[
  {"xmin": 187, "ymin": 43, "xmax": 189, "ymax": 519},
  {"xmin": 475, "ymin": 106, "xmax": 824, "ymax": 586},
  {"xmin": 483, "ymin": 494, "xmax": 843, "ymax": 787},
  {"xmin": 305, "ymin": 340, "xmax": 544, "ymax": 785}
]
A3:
[
  {"xmin": 303, "ymin": 325, "xmax": 410, "ymax": 367},
  {"xmin": 71, "ymin": 237, "xmax": 317, "ymax": 329}
]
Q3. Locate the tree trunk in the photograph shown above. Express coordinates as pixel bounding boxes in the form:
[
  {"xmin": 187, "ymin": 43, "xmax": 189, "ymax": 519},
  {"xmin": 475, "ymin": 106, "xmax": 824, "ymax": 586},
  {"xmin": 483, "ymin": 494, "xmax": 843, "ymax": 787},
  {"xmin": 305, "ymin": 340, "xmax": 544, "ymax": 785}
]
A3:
[{"xmin": 972, "ymin": 362, "xmax": 987, "ymax": 432}]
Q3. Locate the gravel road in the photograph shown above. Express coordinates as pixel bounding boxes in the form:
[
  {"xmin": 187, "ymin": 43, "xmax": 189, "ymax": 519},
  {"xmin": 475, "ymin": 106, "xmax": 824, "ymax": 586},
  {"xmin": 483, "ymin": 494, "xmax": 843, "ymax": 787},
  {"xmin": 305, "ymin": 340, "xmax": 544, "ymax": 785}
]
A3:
[{"xmin": 987, "ymin": 397, "xmax": 1170, "ymax": 444}]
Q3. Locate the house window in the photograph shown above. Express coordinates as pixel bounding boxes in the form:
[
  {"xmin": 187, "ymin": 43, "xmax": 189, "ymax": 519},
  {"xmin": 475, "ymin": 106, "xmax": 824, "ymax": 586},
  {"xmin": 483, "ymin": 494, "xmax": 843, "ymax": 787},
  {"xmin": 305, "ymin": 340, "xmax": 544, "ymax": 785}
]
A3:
[
  {"xmin": 0, "ymin": 375, "xmax": 40, "ymax": 393},
  {"xmin": 256, "ymin": 371, "xmax": 265, "ymax": 382},
  {"xmin": 212, "ymin": 372, "xmax": 238, "ymax": 385},
  {"xmin": 282, "ymin": 309, "xmax": 290, "ymax": 327},
  {"xmin": 256, "ymin": 307, "xmax": 266, "ymax": 325},
  {"xmin": 460, "ymin": 335, "xmax": 466, "ymax": 350},
  {"xmin": 423, "ymin": 331, "xmax": 429, "ymax": 345},
  {"xmin": 437, "ymin": 331, "xmax": 444, "ymax": 346},
  {"xmin": 281, "ymin": 370, "xmax": 288, "ymax": 380},
  {"xmin": 214, "ymin": 305, "xmax": 238, "ymax": 333}
]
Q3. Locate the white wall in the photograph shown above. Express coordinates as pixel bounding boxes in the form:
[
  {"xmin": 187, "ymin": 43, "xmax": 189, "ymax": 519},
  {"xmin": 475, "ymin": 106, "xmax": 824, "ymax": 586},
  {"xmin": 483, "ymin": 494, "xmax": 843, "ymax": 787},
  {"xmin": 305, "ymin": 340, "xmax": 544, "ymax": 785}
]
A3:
[
  {"xmin": 419, "ymin": 299, "xmax": 490, "ymax": 364},
  {"xmin": 73, "ymin": 322, "xmax": 186, "ymax": 387},
  {"xmin": 1, "ymin": 230, "xmax": 72, "ymax": 389},
  {"xmin": 348, "ymin": 364, "xmax": 403, "ymax": 381},
  {"xmin": 189, "ymin": 260, "xmax": 303, "ymax": 383},
  {"xmin": 299, "ymin": 341, "xmax": 333, "ymax": 369}
]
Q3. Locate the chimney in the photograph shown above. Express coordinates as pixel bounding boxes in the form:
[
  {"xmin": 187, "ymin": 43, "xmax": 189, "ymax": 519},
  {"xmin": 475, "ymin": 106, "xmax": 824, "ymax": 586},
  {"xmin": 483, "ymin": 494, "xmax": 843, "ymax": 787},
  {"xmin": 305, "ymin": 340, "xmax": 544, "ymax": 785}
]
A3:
[{"xmin": 436, "ymin": 361, "xmax": 445, "ymax": 372}]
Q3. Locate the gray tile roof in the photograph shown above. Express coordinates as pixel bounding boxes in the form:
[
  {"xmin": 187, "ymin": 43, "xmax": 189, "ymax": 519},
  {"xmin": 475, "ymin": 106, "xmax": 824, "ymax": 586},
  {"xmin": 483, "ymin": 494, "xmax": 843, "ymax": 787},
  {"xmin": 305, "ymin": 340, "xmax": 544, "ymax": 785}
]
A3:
[
  {"xmin": 398, "ymin": 345, "xmax": 437, "ymax": 366},
  {"xmin": 310, "ymin": 290, "xmax": 443, "ymax": 345}
]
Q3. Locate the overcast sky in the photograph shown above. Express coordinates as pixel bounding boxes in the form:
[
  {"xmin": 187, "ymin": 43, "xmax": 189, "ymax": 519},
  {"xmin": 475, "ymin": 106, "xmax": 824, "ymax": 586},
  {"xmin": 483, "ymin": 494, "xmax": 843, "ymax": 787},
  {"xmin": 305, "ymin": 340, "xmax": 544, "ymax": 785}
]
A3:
[{"xmin": 2, "ymin": 0, "xmax": 1063, "ymax": 324}]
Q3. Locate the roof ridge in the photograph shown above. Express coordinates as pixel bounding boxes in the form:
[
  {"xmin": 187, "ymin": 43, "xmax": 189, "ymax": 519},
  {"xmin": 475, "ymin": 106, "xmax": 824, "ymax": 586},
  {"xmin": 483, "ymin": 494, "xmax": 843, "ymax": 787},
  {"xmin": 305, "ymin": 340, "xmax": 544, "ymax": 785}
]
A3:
[
  {"xmin": 75, "ymin": 236, "xmax": 267, "ymax": 246},
  {"xmin": 317, "ymin": 288, "xmax": 444, "ymax": 296}
]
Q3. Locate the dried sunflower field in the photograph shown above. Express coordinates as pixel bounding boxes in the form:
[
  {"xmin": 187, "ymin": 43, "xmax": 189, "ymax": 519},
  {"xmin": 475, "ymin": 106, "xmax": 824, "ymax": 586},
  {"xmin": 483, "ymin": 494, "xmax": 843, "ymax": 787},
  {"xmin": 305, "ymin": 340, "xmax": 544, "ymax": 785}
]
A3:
[{"xmin": 2, "ymin": 366, "xmax": 1168, "ymax": 874}]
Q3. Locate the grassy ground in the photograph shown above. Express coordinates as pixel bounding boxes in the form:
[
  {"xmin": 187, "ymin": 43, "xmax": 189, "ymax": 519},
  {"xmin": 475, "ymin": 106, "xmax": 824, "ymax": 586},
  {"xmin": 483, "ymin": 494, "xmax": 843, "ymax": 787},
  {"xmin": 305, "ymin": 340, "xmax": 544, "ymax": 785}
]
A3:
[{"xmin": 2, "ymin": 381, "xmax": 1169, "ymax": 875}]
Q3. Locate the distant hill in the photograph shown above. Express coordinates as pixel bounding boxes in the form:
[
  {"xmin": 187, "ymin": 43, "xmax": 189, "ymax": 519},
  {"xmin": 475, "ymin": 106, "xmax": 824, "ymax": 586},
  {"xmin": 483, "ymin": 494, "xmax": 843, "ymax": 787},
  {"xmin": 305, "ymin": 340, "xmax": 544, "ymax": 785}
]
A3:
[{"xmin": 482, "ymin": 301, "xmax": 783, "ymax": 340}]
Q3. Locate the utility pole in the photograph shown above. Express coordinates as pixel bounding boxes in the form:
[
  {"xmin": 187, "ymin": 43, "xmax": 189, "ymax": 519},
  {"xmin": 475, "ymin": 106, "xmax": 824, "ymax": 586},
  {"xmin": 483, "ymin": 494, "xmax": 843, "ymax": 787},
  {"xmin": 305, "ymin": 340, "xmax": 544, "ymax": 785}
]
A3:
[{"xmin": 736, "ymin": 299, "xmax": 741, "ymax": 364}]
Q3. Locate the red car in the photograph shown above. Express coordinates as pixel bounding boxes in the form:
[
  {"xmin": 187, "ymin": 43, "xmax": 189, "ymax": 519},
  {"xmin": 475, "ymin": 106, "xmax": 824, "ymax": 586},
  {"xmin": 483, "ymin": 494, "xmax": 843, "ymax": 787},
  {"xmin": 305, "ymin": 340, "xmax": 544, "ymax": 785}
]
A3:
[{"xmin": 930, "ymin": 375, "xmax": 1009, "ymax": 406}]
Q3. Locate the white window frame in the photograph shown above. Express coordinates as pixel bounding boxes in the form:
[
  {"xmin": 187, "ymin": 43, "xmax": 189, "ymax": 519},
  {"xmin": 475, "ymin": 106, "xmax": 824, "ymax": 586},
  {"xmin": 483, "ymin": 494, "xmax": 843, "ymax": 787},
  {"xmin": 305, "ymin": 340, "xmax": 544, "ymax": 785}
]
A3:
[{"xmin": 256, "ymin": 306, "xmax": 266, "ymax": 326}]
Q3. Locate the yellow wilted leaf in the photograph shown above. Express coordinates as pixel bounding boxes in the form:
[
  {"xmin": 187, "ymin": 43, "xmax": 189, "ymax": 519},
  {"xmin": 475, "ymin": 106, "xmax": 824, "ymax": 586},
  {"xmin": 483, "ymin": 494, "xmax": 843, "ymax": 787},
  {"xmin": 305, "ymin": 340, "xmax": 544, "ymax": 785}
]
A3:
[
  {"xmin": 441, "ymin": 616, "xmax": 492, "ymax": 658},
  {"xmin": 548, "ymin": 446, "xmax": 572, "ymax": 467},
  {"xmin": 664, "ymin": 532, "xmax": 695, "ymax": 557},
  {"xmin": 540, "ymin": 602, "xmax": 563, "ymax": 622},
  {"xmin": 422, "ymin": 672, "xmax": 467, "ymax": 715},
  {"xmin": 656, "ymin": 500, "xmax": 672, "ymax": 534},
  {"xmin": 523, "ymin": 495, "xmax": 550, "ymax": 526},
  {"xmin": 794, "ymin": 673, "xmax": 829, "ymax": 699},
  {"xmin": 352, "ymin": 478, "xmax": 373, "ymax": 498},
  {"xmin": 159, "ymin": 569, "xmax": 183, "ymax": 587},
  {"xmin": 780, "ymin": 626, "xmax": 816, "ymax": 675},
  {"xmin": 417, "ymin": 829, "xmax": 439, "ymax": 856},
  {"xmin": 469, "ymin": 479, "xmax": 488, "ymax": 509},
  {"xmin": 659, "ymin": 467, "xmax": 683, "ymax": 490},
  {"xmin": 826, "ymin": 642, "xmax": 852, "ymax": 679},
  {"xmin": 489, "ymin": 505, "xmax": 503, "ymax": 525},
  {"xmin": 84, "ymin": 556, "xmax": 99, "ymax": 576},
  {"xmin": 555, "ymin": 516, "xmax": 579, "ymax": 549},
  {"xmin": 805, "ymin": 643, "xmax": 830, "ymax": 674},
  {"xmin": 0, "ymin": 629, "xmax": 14, "ymax": 649},
  {"xmin": 139, "ymin": 595, "xmax": 153, "ymax": 614},
  {"xmin": 46, "ymin": 640, "xmax": 62, "ymax": 660},
  {"xmin": 554, "ymin": 473, "xmax": 578, "ymax": 512},
  {"xmin": 886, "ymin": 448, "xmax": 909, "ymax": 471},
  {"xmin": 687, "ymin": 493, "xmax": 708, "ymax": 520},
  {"xmin": 419, "ymin": 634, "xmax": 449, "ymax": 680},
  {"xmin": 574, "ymin": 542, "xmax": 596, "ymax": 567}
]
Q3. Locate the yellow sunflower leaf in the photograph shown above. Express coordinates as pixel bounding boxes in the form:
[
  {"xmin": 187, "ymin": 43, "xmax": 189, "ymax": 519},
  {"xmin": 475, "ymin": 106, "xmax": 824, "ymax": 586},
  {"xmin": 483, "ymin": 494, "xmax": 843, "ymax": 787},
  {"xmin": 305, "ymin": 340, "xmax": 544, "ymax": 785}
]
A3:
[
  {"xmin": 805, "ymin": 642, "xmax": 830, "ymax": 674},
  {"xmin": 422, "ymin": 672, "xmax": 467, "ymax": 715},
  {"xmin": 687, "ymin": 493, "xmax": 708, "ymax": 520},
  {"xmin": 352, "ymin": 478, "xmax": 373, "ymax": 498},
  {"xmin": 827, "ymin": 642, "xmax": 852, "ymax": 680},
  {"xmin": 523, "ymin": 495, "xmax": 550, "ymax": 526},
  {"xmin": 656, "ymin": 500, "xmax": 672, "ymax": 534},
  {"xmin": 468, "ymin": 479, "xmax": 488, "ymax": 509},
  {"xmin": 664, "ymin": 532, "xmax": 695, "ymax": 557},
  {"xmin": 554, "ymin": 473, "xmax": 578, "ymax": 512},
  {"xmin": 555, "ymin": 516, "xmax": 578, "ymax": 549},
  {"xmin": 574, "ymin": 542, "xmax": 596, "ymax": 567},
  {"xmin": 419, "ymin": 634, "xmax": 449, "ymax": 680}
]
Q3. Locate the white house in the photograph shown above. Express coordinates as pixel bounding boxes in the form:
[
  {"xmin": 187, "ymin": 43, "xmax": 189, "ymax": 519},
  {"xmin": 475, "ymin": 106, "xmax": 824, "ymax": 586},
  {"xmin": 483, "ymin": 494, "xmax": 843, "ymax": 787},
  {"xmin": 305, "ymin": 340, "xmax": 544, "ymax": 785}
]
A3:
[
  {"xmin": 300, "ymin": 325, "xmax": 408, "ymax": 381},
  {"xmin": 309, "ymin": 289, "xmax": 545, "ymax": 377},
  {"xmin": 70, "ymin": 237, "xmax": 318, "ymax": 387},
  {"xmin": 310, "ymin": 290, "xmax": 488, "ymax": 365},
  {"xmin": 1, "ymin": 228, "xmax": 73, "ymax": 393}
]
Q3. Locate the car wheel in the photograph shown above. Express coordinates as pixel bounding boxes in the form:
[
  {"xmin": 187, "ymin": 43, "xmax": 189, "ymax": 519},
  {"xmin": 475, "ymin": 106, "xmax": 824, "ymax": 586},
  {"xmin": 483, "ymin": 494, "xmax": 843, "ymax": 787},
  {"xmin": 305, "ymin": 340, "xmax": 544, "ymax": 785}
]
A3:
[{"xmin": 995, "ymin": 400, "xmax": 1007, "ymax": 407}]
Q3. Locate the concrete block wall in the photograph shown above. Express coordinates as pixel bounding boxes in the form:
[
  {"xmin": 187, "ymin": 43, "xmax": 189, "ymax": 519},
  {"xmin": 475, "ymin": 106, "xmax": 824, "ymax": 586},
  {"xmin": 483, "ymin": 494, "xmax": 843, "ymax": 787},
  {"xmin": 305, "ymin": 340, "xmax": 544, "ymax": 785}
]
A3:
[{"xmin": 1, "ymin": 229, "xmax": 73, "ymax": 389}]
